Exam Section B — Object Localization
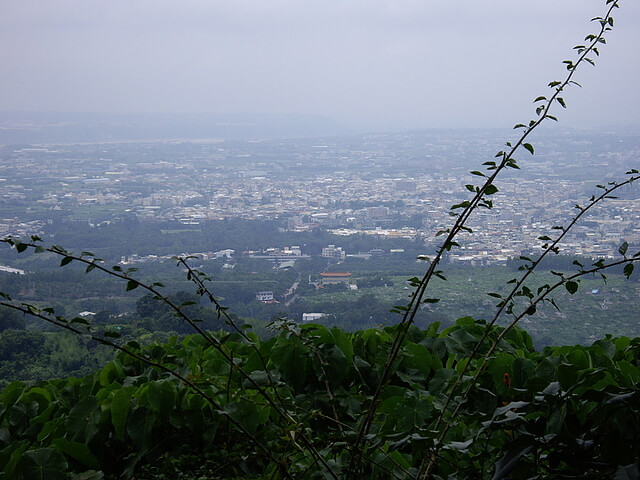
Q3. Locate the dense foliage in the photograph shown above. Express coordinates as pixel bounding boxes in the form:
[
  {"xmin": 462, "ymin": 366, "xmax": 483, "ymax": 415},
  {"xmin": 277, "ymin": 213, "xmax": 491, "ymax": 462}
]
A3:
[{"xmin": 1, "ymin": 320, "xmax": 639, "ymax": 479}]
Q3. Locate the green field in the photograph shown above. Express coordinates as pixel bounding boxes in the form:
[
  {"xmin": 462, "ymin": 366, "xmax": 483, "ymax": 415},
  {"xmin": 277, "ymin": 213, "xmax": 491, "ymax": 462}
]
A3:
[{"xmin": 301, "ymin": 266, "xmax": 640, "ymax": 346}]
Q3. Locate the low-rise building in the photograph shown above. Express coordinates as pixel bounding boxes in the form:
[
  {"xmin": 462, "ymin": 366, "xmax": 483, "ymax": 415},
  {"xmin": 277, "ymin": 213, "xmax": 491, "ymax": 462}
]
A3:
[
  {"xmin": 302, "ymin": 313, "xmax": 326, "ymax": 322},
  {"xmin": 256, "ymin": 291, "xmax": 275, "ymax": 303},
  {"xmin": 320, "ymin": 272, "xmax": 352, "ymax": 285}
]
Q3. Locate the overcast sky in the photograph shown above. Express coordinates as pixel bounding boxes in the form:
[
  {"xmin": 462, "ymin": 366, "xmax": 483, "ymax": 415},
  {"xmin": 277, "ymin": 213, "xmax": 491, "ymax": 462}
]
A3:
[{"xmin": 1, "ymin": 0, "xmax": 638, "ymax": 130}]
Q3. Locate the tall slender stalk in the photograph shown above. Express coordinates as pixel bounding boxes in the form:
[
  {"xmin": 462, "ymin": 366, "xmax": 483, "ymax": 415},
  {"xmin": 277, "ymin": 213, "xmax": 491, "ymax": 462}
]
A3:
[{"xmin": 349, "ymin": 0, "xmax": 621, "ymax": 474}]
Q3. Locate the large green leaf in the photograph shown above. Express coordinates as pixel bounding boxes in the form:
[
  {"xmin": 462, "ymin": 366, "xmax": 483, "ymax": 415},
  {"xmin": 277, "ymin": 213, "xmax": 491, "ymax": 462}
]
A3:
[
  {"xmin": 51, "ymin": 438, "xmax": 99, "ymax": 469},
  {"xmin": 315, "ymin": 345, "xmax": 348, "ymax": 386},
  {"xmin": 146, "ymin": 381, "xmax": 176, "ymax": 417},
  {"xmin": 126, "ymin": 407, "xmax": 156, "ymax": 453},
  {"xmin": 486, "ymin": 352, "xmax": 515, "ymax": 395},
  {"xmin": 99, "ymin": 362, "xmax": 123, "ymax": 387},
  {"xmin": 330, "ymin": 327, "xmax": 354, "ymax": 363},
  {"xmin": 270, "ymin": 336, "xmax": 310, "ymax": 392},
  {"xmin": 401, "ymin": 342, "xmax": 433, "ymax": 377},
  {"xmin": 0, "ymin": 382, "xmax": 25, "ymax": 424},
  {"xmin": 66, "ymin": 396, "xmax": 101, "ymax": 444},
  {"xmin": 224, "ymin": 396, "xmax": 270, "ymax": 435},
  {"xmin": 20, "ymin": 448, "xmax": 68, "ymax": 480},
  {"xmin": 0, "ymin": 440, "xmax": 28, "ymax": 480},
  {"xmin": 443, "ymin": 328, "xmax": 478, "ymax": 356},
  {"xmin": 110, "ymin": 387, "xmax": 134, "ymax": 441}
]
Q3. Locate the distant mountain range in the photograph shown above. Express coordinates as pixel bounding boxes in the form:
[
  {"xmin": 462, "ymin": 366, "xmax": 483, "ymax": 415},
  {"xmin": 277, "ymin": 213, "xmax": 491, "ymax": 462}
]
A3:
[{"xmin": 0, "ymin": 112, "xmax": 346, "ymax": 144}]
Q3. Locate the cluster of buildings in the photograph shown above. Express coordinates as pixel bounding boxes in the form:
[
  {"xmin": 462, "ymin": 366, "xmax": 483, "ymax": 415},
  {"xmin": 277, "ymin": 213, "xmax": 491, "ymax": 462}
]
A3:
[{"xmin": 0, "ymin": 131, "xmax": 638, "ymax": 260}]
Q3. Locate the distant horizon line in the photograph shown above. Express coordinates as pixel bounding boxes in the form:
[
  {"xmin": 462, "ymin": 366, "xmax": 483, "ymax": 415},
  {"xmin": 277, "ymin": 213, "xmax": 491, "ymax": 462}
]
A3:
[{"xmin": 0, "ymin": 110, "xmax": 638, "ymax": 139}]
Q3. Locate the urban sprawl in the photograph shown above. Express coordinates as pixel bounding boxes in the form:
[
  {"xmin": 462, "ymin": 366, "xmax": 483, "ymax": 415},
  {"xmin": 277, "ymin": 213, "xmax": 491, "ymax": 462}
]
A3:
[{"xmin": 1, "ymin": 129, "xmax": 638, "ymax": 265}]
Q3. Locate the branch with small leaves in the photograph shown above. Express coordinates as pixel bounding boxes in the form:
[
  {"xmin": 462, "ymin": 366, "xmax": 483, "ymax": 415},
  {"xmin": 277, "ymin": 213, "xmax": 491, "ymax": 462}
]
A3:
[
  {"xmin": 0, "ymin": 297, "xmax": 292, "ymax": 476},
  {"xmin": 348, "ymin": 2, "xmax": 622, "ymax": 473},
  {"xmin": 427, "ymin": 170, "xmax": 639, "ymax": 442},
  {"xmin": 420, "ymin": 250, "xmax": 639, "ymax": 478},
  {"xmin": 0, "ymin": 237, "xmax": 340, "ymax": 480}
]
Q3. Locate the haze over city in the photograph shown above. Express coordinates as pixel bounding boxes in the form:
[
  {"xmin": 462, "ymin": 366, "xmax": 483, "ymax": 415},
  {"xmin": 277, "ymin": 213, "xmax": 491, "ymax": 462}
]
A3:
[{"xmin": 1, "ymin": 0, "xmax": 639, "ymax": 131}]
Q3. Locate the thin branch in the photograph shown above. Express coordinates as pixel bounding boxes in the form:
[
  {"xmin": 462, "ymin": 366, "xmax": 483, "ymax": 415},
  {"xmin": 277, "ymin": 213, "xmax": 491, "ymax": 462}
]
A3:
[
  {"xmin": 1, "ymin": 240, "xmax": 340, "ymax": 480},
  {"xmin": 0, "ymin": 300, "xmax": 292, "ymax": 477},
  {"xmin": 349, "ymin": 1, "xmax": 621, "ymax": 472},
  {"xmin": 429, "ymin": 174, "xmax": 639, "ymax": 437},
  {"xmin": 421, "ymin": 256, "xmax": 639, "ymax": 478}
]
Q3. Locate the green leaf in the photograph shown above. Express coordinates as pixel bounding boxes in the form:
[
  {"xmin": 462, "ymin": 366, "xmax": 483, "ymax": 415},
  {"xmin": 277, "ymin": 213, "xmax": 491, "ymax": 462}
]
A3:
[
  {"xmin": 484, "ymin": 184, "xmax": 498, "ymax": 195},
  {"xmin": 126, "ymin": 280, "xmax": 138, "ymax": 291},
  {"xmin": 67, "ymin": 396, "xmax": 101, "ymax": 444},
  {"xmin": 71, "ymin": 471, "xmax": 105, "ymax": 480},
  {"xmin": 565, "ymin": 281, "xmax": 579, "ymax": 295},
  {"xmin": 146, "ymin": 381, "xmax": 176, "ymax": 417},
  {"xmin": 0, "ymin": 441, "xmax": 29, "ymax": 479},
  {"xmin": 492, "ymin": 446, "xmax": 534, "ymax": 480},
  {"xmin": 270, "ymin": 336, "xmax": 310, "ymax": 392},
  {"xmin": 523, "ymin": 143, "xmax": 534, "ymax": 155},
  {"xmin": 21, "ymin": 448, "xmax": 68, "ymax": 480},
  {"xmin": 443, "ymin": 328, "xmax": 478, "ymax": 356},
  {"xmin": 0, "ymin": 381, "xmax": 26, "ymax": 408},
  {"xmin": 547, "ymin": 403, "xmax": 567, "ymax": 434},
  {"xmin": 127, "ymin": 407, "xmax": 156, "ymax": 453},
  {"xmin": 224, "ymin": 398, "xmax": 269, "ymax": 436},
  {"xmin": 51, "ymin": 438, "xmax": 99, "ymax": 469},
  {"xmin": 111, "ymin": 387, "xmax": 133, "ymax": 441},
  {"xmin": 402, "ymin": 343, "xmax": 433, "ymax": 376},
  {"xmin": 623, "ymin": 263, "xmax": 634, "ymax": 279},
  {"xmin": 60, "ymin": 256, "xmax": 73, "ymax": 267},
  {"xmin": 70, "ymin": 317, "xmax": 89, "ymax": 325},
  {"xmin": 618, "ymin": 241, "xmax": 629, "ymax": 256}
]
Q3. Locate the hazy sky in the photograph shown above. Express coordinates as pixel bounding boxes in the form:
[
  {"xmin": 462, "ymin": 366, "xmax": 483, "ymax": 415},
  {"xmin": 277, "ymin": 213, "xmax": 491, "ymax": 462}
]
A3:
[{"xmin": 1, "ymin": 0, "xmax": 638, "ymax": 130}]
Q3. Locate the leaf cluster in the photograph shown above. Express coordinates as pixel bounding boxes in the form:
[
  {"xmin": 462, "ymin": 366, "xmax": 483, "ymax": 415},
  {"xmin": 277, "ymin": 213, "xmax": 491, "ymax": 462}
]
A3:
[{"xmin": 1, "ymin": 321, "xmax": 640, "ymax": 478}]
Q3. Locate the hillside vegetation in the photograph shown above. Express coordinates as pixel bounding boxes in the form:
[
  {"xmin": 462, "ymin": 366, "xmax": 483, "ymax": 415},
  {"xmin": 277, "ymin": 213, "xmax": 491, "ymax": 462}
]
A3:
[{"xmin": 2, "ymin": 320, "xmax": 640, "ymax": 479}]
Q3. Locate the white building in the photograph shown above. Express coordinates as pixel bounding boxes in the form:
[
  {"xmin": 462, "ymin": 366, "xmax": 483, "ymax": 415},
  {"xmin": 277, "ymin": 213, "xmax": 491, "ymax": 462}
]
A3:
[
  {"xmin": 322, "ymin": 245, "xmax": 345, "ymax": 260},
  {"xmin": 256, "ymin": 291, "xmax": 275, "ymax": 302}
]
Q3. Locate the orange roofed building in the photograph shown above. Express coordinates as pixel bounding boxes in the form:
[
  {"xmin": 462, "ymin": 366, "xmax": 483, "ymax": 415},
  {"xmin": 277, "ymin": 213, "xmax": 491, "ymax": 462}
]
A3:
[{"xmin": 320, "ymin": 272, "xmax": 352, "ymax": 285}]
